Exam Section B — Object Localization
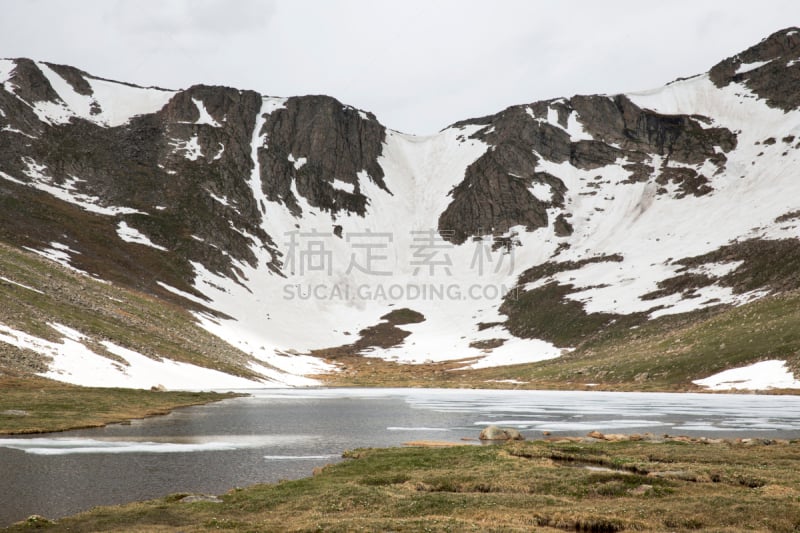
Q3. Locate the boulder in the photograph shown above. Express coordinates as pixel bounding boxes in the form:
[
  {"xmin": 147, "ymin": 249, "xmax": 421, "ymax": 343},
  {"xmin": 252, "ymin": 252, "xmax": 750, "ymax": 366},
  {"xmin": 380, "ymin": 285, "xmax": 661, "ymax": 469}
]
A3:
[{"xmin": 479, "ymin": 425, "xmax": 525, "ymax": 441}]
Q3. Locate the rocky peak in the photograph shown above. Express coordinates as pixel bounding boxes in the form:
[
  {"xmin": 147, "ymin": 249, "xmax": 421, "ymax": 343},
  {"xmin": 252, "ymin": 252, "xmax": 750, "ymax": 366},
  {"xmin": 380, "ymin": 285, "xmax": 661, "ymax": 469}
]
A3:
[
  {"xmin": 720, "ymin": 26, "xmax": 800, "ymax": 66},
  {"xmin": 5, "ymin": 58, "xmax": 62, "ymax": 103},
  {"xmin": 0, "ymin": 63, "xmax": 393, "ymax": 301},
  {"xmin": 709, "ymin": 26, "xmax": 800, "ymax": 110},
  {"xmin": 257, "ymin": 95, "xmax": 387, "ymax": 217}
]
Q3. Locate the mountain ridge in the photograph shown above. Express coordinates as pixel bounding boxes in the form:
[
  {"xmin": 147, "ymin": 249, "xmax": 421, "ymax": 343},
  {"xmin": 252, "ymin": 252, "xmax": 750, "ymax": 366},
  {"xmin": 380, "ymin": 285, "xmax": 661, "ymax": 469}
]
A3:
[{"xmin": 1, "ymin": 27, "xmax": 799, "ymax": 390}]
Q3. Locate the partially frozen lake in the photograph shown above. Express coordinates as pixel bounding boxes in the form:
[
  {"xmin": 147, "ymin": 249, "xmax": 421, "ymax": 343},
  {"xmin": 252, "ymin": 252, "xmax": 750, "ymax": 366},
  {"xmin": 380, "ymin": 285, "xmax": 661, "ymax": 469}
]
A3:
[{"xmin": 2, "ymin": 388, "xmax": 800, "ymax": 525}]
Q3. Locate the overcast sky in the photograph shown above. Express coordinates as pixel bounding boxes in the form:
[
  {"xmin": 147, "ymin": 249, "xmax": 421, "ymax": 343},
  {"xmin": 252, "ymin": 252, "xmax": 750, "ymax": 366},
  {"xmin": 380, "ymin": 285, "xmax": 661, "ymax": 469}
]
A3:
[{"xmin": 1, "ymin": 1, "xmax": 799, "ymax": 133}]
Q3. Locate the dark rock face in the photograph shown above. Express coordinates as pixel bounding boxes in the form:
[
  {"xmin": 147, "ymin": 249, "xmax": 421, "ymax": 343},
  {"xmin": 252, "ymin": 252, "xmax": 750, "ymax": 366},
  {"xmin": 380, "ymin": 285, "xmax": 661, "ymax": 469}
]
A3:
[
  {"xmin": 438, "ymin": 142, "xmax": 551, "ymax": 245},
  {"xmin": 257, "ymin": 95, "xmax": 386, "ymax": 217},
  {"xmin": 441, "ymin": 104, "xmax": 583, "ymax": 244},
  {"xmin": 571, "ymin": 95, "xmax": 736, "ymax": 167},
  {"xmin": 439, "ymin": 92, "xmax": 736, "ymax": 244},
  {"xmin": 7, "ymin": 58, "xmax": 62, "ymax": 104},
  {"xmin": 709, "ymin": 27, "xmax": 800, "ymax": 110}
]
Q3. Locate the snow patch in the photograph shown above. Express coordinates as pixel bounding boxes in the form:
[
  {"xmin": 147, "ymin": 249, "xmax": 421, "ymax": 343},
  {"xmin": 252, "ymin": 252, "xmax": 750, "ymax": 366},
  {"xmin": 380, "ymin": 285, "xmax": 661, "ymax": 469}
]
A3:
[
  {"xmin": 537, "ymin": 107, "xmax": 592, "ymax": 141},
  {"xmin": 37, "ymin": 63, "xmax": 94, "ymax": 124},
  {"xmin": 36, "ymin": 62, "xmax": 175, "ymax": 127},
  {"xmin": 565, "ymin": 110, "xmax": 593, "ymax": 141},
  {"xmin": 332, "ymin": 178, "xmax": 355, "ymax": 194},
  {"xmin": 3, "ymin": 162, "xmax": 145, "ymax": 216},
  {"xmin": 735, "ymin": 60, "xmax": 770, "ymax": 75},
  {"xmin": 0, "ymin": 321, "xmax": 269, "ymax": 389},
  {"xmin": 171, "ymin": 135, "xmax": 203, "ymax": 161},
  {"xmin": 2, "ymin": 125, "xmax": 37, "ymax": 138},
  {"xmin": 466, "ymin": 336, "xmax": 561, "ymax": 369},
  {"xmin": 85, "ymin": 77, "xmax": 175, "ymax": 127},
  {"xmin": 208, "ymin": 191, "xmax": 231, "ymax": 207},
  {"xmin": 31, "ymin": 100, "xmax": 73, "ymax": 125},
  {"xmin": 693, "ymin": 360, "xmax": 800, "ymax": 391},
  {"xmin": 157, "ymin": 281, "xmax": 209, "ymax": 305},
  {"xmin": 116, "ymin": 221, "xmax": 167, "ymax": 251},
  {"xmin": 0, "ymin": 275, "xmax": 44, "ymax": 294},
  {"xmin": 247, "ymin": 99, "xmax": 272, "ymax": 223},
  {"xmin": 529, "ymin": 181, "xmax": 552, "ymax": 202},
  {"xmin": 546, "ymin": 106, "xmax": 560, "ymax": 126},
  {"xmin": 261, "ymin": 96, "xmax": 287, "ymax": 115},
  {"xmin": 192, "ymin": 97, "xmax": 221, "ymax": 127},
  {"xmin": 686, "ymin": 260, "xmax": 744, "ymax": 278},
  {"xmin": 288, "ymin": 153, "xmax": 307, "ymax": 170},
  {"xmin": 23, "ymin": 243, "xmax": 90, "ymax": 277},
  {"xmin": 213, "ymin": 143, "xmax": 225, "ymax": 160}
]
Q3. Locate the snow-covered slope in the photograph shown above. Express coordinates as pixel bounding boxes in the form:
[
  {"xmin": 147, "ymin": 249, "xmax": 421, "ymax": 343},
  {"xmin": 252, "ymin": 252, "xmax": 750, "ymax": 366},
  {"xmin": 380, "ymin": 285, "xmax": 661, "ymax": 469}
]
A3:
[
  {"xmin": 526, "ymin": 73, "xmax": 800, "ymax": 319},
  {"xmin": 1, "ymin": 28, "xmax": 800, "ymax": 390},
  {"xmin": 192, "ymin": 123, "xmax": 562, "ymax": 369}
]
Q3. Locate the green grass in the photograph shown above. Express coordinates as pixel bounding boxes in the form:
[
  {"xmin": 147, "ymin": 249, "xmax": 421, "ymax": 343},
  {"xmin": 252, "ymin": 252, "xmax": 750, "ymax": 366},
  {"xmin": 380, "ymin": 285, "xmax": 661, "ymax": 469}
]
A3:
[
  {"xmin": 476, "ymin": 289, "xmax": 800, "ymax": 390},
  {"xmin": 0, "ymin": 375, "xmax": 240, "ymax": 435},
  {"xmin": 322, "ymin": 289, "xmax": 800, "ymax": 392},
  {"xmin": 501, "ymin": 281, "xmax": 641, "ymax": 346},
  {"xmin": 7, "ymin": 439, "xmax": 800, "ymax": 531}
]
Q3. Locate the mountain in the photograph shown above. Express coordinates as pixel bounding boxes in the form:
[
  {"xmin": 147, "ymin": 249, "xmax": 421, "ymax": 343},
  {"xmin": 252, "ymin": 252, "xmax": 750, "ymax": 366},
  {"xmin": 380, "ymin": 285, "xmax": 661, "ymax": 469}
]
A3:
[{"xmin": 1, "ymin": 28, "xmax": 800, "ymax": 391}]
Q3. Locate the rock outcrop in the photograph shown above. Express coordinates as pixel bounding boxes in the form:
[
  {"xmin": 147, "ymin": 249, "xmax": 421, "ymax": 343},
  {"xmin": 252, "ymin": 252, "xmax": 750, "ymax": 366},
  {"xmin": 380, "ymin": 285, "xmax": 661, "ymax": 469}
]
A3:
[
  {"xmin": 709, "ymin": 27, "xmax": 800, "ymax": 110},
  {"xmin": 439, "ymin": 91, "xmax": 736, "ymax": 244}
]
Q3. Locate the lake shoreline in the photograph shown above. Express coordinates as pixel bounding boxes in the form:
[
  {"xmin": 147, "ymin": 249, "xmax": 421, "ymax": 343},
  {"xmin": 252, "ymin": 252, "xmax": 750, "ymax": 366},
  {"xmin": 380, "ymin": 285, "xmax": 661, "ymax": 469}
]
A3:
[{"xmin": 5, "ymin": 436, "xmax": 800, "ymax": 531}]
